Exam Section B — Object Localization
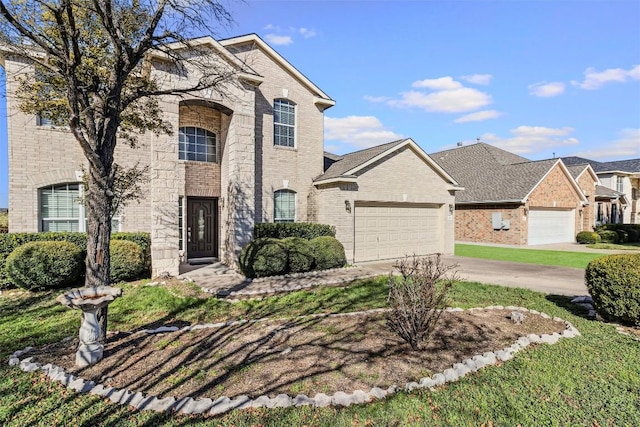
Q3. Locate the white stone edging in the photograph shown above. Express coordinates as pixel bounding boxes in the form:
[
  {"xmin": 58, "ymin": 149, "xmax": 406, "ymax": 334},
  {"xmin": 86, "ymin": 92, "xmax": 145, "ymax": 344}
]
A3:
[{"xmin": 7, "ymin": 306, "xmax": 580, "ymax": 416}]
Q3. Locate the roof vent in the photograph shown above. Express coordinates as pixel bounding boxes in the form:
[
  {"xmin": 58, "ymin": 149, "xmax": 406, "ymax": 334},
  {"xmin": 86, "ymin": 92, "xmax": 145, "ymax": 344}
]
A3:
[{"xmin": 457, "ymin": 141, "xmax": 463, "ymax": 147}]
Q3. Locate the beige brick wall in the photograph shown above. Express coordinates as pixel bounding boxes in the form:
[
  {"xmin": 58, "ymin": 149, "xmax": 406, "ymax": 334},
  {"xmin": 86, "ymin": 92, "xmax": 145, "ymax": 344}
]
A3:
[
  {"xmin": 228, "ymin": 43, "xmax": 325, "ymax": 224},
  {"xmin": 5, "ymin": 56, "xmax": 151, "ymax": 234},
  {"xmin": 315, "ymin": 146, "xmax": 456, "ymax": 262}
]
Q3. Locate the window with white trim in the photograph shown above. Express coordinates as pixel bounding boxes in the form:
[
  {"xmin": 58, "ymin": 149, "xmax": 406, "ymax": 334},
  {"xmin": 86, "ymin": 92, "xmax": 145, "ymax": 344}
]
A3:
[
  {"xmin": 39, "ymin": 183, "xmax": 121, "ymax": 232},
  {"xmin": 616, "ymin": 176, "xmax": 624, "ymax": 193},
  {"xmin": 179, "ymin": 126, "xmax": 217, "ymax": 162},
  {"xmin": 274, "ymin": 189, "xmax": 296, "ymax": 223},
  {"xmin": 273, "ymin": 99, "xmax": 295, "ymax": 147}
]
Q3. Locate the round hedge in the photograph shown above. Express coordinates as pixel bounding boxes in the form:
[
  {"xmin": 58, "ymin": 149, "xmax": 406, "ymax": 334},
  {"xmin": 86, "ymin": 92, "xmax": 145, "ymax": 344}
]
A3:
[
  {"xmin": 626, "ymin": 228, "xmax": 640, "ymax": 243},
  {"xmin": 309, "ymin": 236, "xmax": 347, "ymax": 270},
  {"xmin": 239, "ymin": 238, "xmax": 288, "ymax": 278},
  {"xmin": 597, "ymin": 230, "xmax": 619, "ymax": 244},
  {"xmin": 576, "ymin": 231, "xmax": 601, "ymax": 244},
  {"xmin": 282, "ymin": 237, "xmax": 315, "ymax": 273},
  {"xmin": 110, "ymin": 240, "xmax": 145, "ymax": 283},
  {"xmin": 585, "ymin": 253, "xmax": 640, "ymax": 325},
  {"xmin": 5, "ymin": 241, "xmax": 83, "ymax": 291}
]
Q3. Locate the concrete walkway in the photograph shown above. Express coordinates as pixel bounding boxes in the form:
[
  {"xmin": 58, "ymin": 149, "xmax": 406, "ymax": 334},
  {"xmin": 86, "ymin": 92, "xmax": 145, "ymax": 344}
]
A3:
[{"xmin": 177, "ymin": 241, "xmax": 626, "ymax": 298}]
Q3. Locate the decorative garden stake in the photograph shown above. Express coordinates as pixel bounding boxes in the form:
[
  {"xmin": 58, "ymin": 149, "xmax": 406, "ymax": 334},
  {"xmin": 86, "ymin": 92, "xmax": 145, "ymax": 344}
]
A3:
[{"xmin": 56, "ymin": 286, "xmax": 122, "ymax": 367}]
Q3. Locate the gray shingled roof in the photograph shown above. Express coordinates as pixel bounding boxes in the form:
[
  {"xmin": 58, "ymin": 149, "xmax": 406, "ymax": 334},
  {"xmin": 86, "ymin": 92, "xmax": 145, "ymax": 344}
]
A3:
[
  {"xmin": 595, "ymin": 185, "xmax": 624, "ymax": 199},
  {"xmin": 317, "ymin": 139, "xmax": 406, "ymax": 181},
  {"xmin": 602, "ymin": 158, "xmax": 640, "ymax": 173},
  {"xmin": 566, "ymin": 164, "xmax": 590, "ymax": 179},
  {"xmin": 561, "ymin": 156, "xmax": 609, "ymax": 172},
  {"xmin": 430, "ymin": 143, "xmax": 560, "ymax": 203}
]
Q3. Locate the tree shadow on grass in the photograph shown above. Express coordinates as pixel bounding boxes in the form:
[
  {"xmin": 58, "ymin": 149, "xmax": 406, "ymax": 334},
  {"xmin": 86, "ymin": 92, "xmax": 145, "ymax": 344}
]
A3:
[{"xmin": 545, "ymin": 294, "xmax": 592, "ymax": 319}]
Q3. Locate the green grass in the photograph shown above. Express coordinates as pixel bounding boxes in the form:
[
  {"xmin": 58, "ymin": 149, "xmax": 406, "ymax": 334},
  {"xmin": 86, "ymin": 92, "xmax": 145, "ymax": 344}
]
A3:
[
  {"xmin": 1, "ymin": 278, "xmax": 639, "ymax": 426},
  {"xmin": 455, "ymin": 244, "xmax": 608, "ymax": 269},
  {"xmin": 587, "ymin": 242, "xmax": 640, "ymax": 251}
]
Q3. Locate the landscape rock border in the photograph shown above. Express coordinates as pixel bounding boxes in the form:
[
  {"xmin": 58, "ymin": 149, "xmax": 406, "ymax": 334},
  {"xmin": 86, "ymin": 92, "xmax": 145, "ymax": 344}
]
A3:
[{"xmin": 8, "ymin": 306, "xmax": 580, "ymax": 417}]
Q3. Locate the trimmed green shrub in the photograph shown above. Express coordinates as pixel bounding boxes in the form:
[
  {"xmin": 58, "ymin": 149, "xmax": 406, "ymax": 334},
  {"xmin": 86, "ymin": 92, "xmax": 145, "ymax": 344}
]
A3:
[
  {"xmin": 309, "ymin": 236, "xmax": 347, "ymax": 270},
  {"xmin": 597, "ymin": 230, "xmax": 619, "ymax": 244},
  {"xmin": 239, "ymin": 238, "xmax": 288, "ymax": 278},
  {"xmin": 585, "ymin": 254, "xmax": 640, "ymax": 325},
  {"xmin": 254, "ymin": 223, "xmax": 336, "ymax": 240},
  {"xmin": 5, "ymin": 241, "xmax": 83, "ymax": 291},
  {"xmin": 0, "ymin": 232, "xmax": 86, "ymax": 289},
  {"xmin": 626, "ymin": 228, "xmax": 640, "ymax": 243},
  {"xmin": 283, "ymin": 237, "xmax": 315, "ymax": 273},
  {"xmin": 110, "ymin": 240, "xmax": 146, "ymax": 283},
  {"xmin": 615, "ymin": 229, "xmax": 629, "ymax": 243},
  {"xmin": 576, "ymin": 231, "xmax": 601, "ymax": 244},
  {"xmin": 112, "ymin": 232, "xmax": 152, "ymax": 271}
]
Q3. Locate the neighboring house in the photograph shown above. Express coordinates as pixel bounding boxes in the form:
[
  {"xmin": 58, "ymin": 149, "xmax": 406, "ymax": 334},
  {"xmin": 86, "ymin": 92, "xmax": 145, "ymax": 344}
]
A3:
[
  {"xmin": 562, "ymin": 157, "xmax": 639, "ymax": 224},
  {"xmin": 2, "ymin": 34, "xmax": 460, "ymax": 275},
  {"xmin": 431, "ymin": 143, "xmax": 587, "ymax": 245}
]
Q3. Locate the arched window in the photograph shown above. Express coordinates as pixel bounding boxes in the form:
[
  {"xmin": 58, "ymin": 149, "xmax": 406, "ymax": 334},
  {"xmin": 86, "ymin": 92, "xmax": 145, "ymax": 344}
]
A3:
[
  {"xmin": 274, "ymin": 189, "xmax": 296, "ymax": 223},
  {"xmin": 273, "ymin": 99, "xmax": 295, "ymax": 147},
  {"xmin": 179, "ymin": 126, "xmax": 217, "ymax": 163}
]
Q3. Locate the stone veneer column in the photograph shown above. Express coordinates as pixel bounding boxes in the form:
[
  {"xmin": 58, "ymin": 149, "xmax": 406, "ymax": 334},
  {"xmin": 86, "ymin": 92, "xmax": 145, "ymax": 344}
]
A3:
[
  {"xmin": 150, "ymin": 97, "xmax": 185, "ymax": 277},
  {"xmin": 220, "ymin": 84, "xmax": 256, "ymax": 266}
]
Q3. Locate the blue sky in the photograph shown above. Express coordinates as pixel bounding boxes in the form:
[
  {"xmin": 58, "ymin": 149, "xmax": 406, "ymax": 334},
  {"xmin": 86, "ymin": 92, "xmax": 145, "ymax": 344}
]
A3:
[{"xmin": 1, "ymin": 0, "xmax": 639, "ymax": 208}]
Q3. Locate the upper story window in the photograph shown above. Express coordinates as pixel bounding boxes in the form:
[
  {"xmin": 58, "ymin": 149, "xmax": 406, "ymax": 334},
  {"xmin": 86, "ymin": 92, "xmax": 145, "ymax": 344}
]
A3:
[
  {"xmin": 179, "ymin": 126, "xmax": 217, "ymax": 163},
  {"xmin": 616, "ymin": 176, "xmax": 624, "ymax": 193},
  {"xmin": 274, "ymin": 189, "xmax": 296, "ymax": 223},
  {"xmin": 39, "ymin": 183, "xmax": 120, "ymax": 232},
  {"xmin": 274, "ymin": 99, "xmax": 295, "ymax": 147}
]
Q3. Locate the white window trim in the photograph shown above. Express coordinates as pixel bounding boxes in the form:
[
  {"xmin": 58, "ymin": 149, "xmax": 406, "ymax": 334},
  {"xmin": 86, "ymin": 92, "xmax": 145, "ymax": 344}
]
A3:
[
  {"xmin": 274, "ymin": 189, "xmax": 296, "ymax": 223},
  {"xmin": 40, "ymin": 183, "xmax": 121, "ymax": 233},
  {"xmin": 273, "ymin": 99, "xmax": 296, "ymax": 148}
]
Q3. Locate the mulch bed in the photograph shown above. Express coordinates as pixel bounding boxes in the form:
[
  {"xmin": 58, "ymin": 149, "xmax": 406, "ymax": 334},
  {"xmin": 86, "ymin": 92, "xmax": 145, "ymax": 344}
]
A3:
[{"xmin": 29, "ymin": 309, "xmax": 567, "ymax": 399}]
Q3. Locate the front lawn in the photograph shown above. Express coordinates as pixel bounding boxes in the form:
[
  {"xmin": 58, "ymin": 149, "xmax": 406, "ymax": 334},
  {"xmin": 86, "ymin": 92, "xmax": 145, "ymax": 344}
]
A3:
[
  {"xmin": 455, "ymin": 243, "xmax": 607, "ymax": 269},
  {"xmin": 1, "ymin": 279, "xmax": 639, "ymax": 426}
]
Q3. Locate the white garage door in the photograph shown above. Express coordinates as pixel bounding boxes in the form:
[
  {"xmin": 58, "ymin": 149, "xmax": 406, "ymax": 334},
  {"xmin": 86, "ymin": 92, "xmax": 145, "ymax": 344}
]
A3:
[
  {"xmin": 528, "ymin": 209, "xmax": 575, "ymax": 245},
  {"xmin": 354, "ymin": 202, "xmax": 442, "ymax": 262}
]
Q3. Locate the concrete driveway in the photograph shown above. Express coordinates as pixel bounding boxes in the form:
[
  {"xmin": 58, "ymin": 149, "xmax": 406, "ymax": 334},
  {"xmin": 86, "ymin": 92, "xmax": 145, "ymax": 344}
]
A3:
[{"xmin": 359, "ymin": 255, "xmax": 588, "ymax": 296}]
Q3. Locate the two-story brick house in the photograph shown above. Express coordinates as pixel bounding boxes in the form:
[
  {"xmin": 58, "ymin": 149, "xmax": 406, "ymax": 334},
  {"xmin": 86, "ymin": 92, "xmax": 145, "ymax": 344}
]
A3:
[{"xmin": 2, "ymin": 34, "xmax": 461, "ymax": 276}]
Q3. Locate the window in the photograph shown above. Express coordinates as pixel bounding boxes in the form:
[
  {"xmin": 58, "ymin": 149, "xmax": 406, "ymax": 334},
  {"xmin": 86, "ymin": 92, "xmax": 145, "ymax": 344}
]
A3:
[
  {"xmin": 39, "ymin": 183, "xmax": 121, "ymax": 232},
  {"xmin": 616, "ymin": 176, "xmax": 624, "ymax": 193},
  {"xmin": 179, "ymin": 126, "xmax": 216, "ymax": 163},
  {"xmin": 273, "ymin": 99, "xmax": 295, "ymax": 147},
  {"xmin": 632, "ymin": 188, "xmax": 638, "ymax": 201},
  {"xmin": 274, "ymin": 190, "xmax": 296, "ymax": 222},
  {"xmin": 40, "ymin": 183, "xmax": 81, "ymax": 232}
]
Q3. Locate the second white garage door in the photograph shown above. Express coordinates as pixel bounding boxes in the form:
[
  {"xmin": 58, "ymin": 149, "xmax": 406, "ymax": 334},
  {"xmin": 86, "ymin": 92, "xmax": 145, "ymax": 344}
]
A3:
[
  {"xmin": 528, "ymin": 208, "xmax": 575, "ymax": 245},
  {"xmin": 354, "ymin": 202, "xmax": 442, "ymax": 262}
]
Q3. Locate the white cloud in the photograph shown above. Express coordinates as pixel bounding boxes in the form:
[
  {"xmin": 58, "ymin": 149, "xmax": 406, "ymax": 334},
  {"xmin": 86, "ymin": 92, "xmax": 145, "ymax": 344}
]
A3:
[
  {"xmin": 454, "ymin": 110, "xmax": 501, "ymax": 123},
  {"xmin": 477, "ymin": 126, "xmax": 579, "ymax": 155},
  {"xmin": 529, "ymin": 81, "xmax": 565, "ymax": 97},
  {"xmin": 390, "ymin": 87, "xmax": 492, "ymax": 113},
  {"xmin": 299, "ymin": 27, "xmax": 317, "ymax": 38},
  {"xmin": 324, "ymin": 116, "xmax": 403, "ymax": 151},
  {"xmin": 265, "ymin": 34, "xmax": 293, "ymax": 46},
  {"xmin": 264, "ymin": 24, "xmax": 278, "ymax": 30},
  {"xmin": 571, "ymin": 64, "xmax": 640, "ymax": 90},
  {"xmin": 412, "ymin": 77, "xmax": 463, "ymax": 90},
  {"xmin": 460, "ymin": 74, "xmax": 493, "ymax": 85},
  {"xmin": 572, "ymin": 128, "xmax": 640, "ymax": 160},
  {"xmin": 386, "ymin": 76, "xmax": 492, "ymax": 113}
]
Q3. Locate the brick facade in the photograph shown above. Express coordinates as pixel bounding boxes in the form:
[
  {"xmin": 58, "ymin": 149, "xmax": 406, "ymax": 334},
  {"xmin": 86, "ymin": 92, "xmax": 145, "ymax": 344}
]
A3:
[{"xmin": 456, "ymin": 163, "xmax": 584, "ymax": 245}]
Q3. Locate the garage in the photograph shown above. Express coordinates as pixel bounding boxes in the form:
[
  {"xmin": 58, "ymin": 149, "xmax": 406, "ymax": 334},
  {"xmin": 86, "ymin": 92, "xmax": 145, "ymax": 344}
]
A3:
[
  {"xmin": 528, "ymin": 208, "xmax": 575, "ymax": 245},
  {"xmin": 354, "ymin": 202, "xmax": 442, "ymax": 262}
]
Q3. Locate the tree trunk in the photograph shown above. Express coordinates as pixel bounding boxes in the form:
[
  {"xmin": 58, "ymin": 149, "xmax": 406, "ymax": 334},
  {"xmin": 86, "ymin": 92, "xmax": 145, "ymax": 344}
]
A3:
[{"xmin": 84, "ymin": 164, "xmax": 113, "ymax": 342}]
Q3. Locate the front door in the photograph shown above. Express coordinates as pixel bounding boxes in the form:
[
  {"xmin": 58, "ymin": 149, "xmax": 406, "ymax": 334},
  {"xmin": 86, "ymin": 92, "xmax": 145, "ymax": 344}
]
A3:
[{"xmin": 187, "ymin": 198, "xmax": 218, "ymax": 258}]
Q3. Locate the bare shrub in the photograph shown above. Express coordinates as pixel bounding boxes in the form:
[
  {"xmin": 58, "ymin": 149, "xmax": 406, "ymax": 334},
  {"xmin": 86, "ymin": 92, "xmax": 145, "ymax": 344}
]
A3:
[{"xmin": 386, "ymin": 254, "xmax": 459, "ymax": 351}]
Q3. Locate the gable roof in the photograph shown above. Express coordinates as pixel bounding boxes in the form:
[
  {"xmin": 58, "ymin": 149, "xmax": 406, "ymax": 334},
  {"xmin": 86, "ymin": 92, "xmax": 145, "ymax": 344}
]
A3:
[
  {"xmin": 431, "ymin": 143, "xmax": 585, "ymax": 204},
  {"xmin": 220, "ymin": 34, "xmax": 335, "ymax": 109},
  {"xmin": 562, "ymin": 156, "xmax": 640, "ymax": 174},
  {"xmin": 315, "ymin": 138, "xmax": 461, "ymax": 188},
  {"xmin": 566, "ymin": 163, "xmax": 600, "ymax": 183},
  {"xmin": 602, "ymin": 158, "xmax": 640, "ymax": 173}
]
